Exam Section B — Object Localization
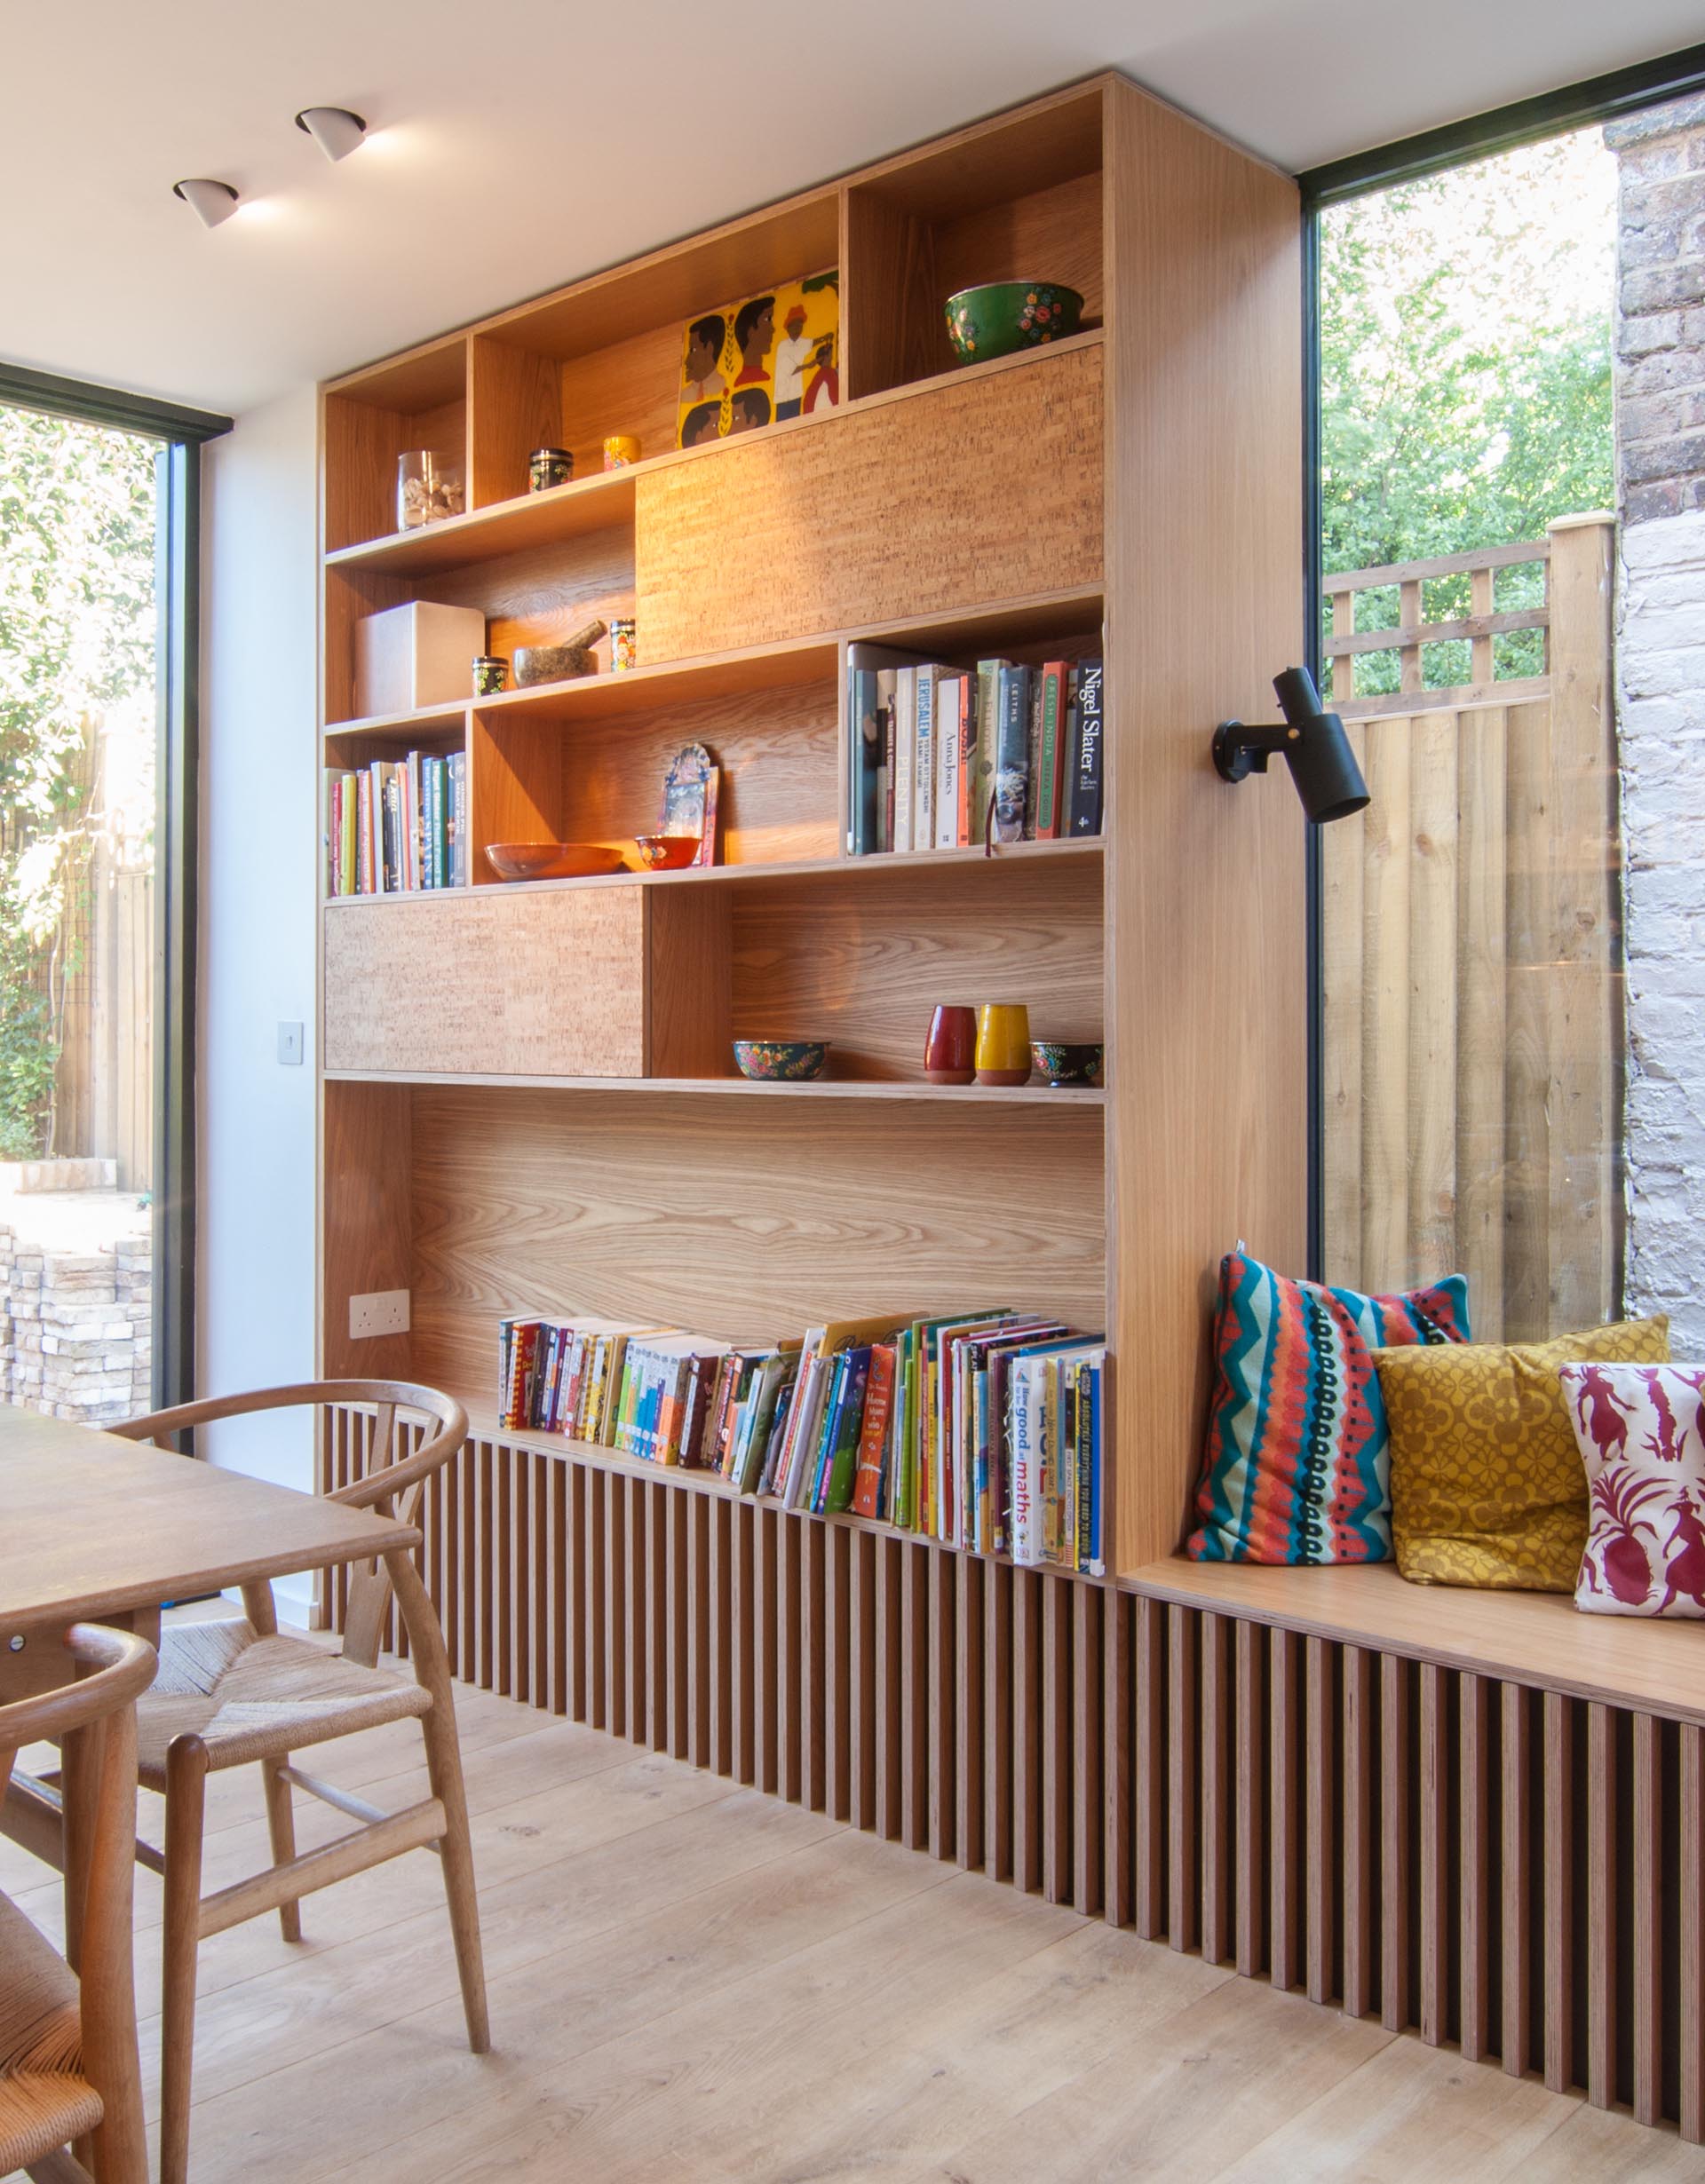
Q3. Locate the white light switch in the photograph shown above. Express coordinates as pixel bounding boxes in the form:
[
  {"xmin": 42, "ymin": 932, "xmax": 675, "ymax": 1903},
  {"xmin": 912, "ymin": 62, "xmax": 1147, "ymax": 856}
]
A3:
[{"xmin": 277, "ymin": 1021, "xmax": 305, "ymax": 1066}]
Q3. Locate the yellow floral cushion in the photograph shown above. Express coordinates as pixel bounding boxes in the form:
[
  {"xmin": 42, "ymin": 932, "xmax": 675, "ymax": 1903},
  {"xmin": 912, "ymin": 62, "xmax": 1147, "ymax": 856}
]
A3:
[{"xmin": 1378, "ymin": 1318, "xmax": 1671, "ymax": 1590}]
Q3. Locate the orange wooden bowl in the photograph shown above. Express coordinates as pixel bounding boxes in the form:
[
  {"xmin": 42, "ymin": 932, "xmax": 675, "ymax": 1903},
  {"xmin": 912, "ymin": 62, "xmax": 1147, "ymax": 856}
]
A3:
[
  {"xmin": 632, "ymin": 834, "xmax": 701, "ymax": 872},
  {"xmin": 485, "ymin": 842, "xmax": 626, "ymax": 881}
]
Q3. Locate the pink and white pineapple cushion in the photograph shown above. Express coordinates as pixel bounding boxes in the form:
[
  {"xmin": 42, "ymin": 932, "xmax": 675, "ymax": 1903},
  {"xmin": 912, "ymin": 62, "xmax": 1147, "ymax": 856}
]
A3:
[{"xmin": 1560, "ymin": 1362, "xmax": 1705, "ymax": 1616}]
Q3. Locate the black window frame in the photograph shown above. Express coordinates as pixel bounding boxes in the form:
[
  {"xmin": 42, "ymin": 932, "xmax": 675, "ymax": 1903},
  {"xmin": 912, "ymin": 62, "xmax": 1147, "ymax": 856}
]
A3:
[
  {"xmin": 1296, "ymin": 41, "xmax": 1705, "ymax": 1280},
  {"xmin": 0, "ymin": 362, "xmax": 231, "ymax": 1406}
]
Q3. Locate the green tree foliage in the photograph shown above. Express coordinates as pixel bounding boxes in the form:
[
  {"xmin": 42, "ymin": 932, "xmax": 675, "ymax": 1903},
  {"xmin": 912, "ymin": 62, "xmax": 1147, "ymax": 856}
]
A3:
[
  {"xmin": 0, "ymin": 406, "xmax": 155, "ymax": 1156},
  {"xmin": 1320, "ymin": 138, "xmax": 1615, "ymax": 693}
]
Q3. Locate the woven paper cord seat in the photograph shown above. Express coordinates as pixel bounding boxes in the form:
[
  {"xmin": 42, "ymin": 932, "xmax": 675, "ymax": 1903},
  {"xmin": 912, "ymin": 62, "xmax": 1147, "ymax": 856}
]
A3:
[
  {"xmin": 136, "ymin": 1619, "xmax": 432, "ymax": 1784},
  {"xmin": 0, "ymin": 1891, "xmax": 103, "ymax": 2172}
]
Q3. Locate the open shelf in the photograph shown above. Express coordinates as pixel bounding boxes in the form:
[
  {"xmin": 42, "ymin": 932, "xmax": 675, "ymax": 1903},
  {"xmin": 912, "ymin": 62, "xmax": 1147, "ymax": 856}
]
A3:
[
  {"xmin": 325, "ymin": 1067, "xmax": 1103, "ymax": 1102},
  {"xmin": 323, "ymin": 834, "xmax": 1102, "ymax": 906}
]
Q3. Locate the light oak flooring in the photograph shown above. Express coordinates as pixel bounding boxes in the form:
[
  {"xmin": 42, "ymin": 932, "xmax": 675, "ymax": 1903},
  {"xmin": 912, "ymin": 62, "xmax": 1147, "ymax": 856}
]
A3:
[{"xmin": 5, "ymin": 1664, "xmax": 1705, "ymax": 2182}]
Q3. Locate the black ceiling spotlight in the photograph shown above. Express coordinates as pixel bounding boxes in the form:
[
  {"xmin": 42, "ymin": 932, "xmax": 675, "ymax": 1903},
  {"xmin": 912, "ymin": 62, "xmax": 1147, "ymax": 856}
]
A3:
[{"xmin": 1212, "ymin": 666, "xmax": 1370, "ymax": 825}]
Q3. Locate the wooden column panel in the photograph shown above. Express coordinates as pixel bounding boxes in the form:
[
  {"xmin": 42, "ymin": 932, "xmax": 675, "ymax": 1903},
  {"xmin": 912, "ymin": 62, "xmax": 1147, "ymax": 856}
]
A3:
[{"xmin": 470, "ymin": 336, "xmax": 563, "ymax": 510}]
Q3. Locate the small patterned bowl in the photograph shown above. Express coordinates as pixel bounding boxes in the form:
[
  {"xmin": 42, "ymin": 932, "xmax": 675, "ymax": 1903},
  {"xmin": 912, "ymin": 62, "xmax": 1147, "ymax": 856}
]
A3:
[
  {"xmin": 733, "ymin": 1039, "xmax": 830, "ymax": 1082},
  {"xmin": 1030, "ymin": 1040, "xmax": 1104, "ymax": 1088},
  {"xmin": 633, "ymin": 833, "xmax": 700, "ymax": 872},
  {"xmin": 945, "ymin": 281, "xmax": 1084, "ymax": 365}
]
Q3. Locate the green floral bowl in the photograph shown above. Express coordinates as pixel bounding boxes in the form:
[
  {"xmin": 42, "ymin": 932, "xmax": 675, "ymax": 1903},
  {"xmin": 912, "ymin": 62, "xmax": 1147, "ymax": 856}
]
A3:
[
  {"xmin": 945, "ymin": 281, "xmax": 1084, "ymax": 365},
  {"xmin": 733, "ymin": 1039, "xmax": 829, "ymax": 1082}
]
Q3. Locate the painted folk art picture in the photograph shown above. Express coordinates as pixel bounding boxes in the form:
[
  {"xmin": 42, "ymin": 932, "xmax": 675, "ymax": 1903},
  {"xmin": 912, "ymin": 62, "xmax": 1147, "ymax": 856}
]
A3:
[{"xmin": 677, "ymin": 270, "xmax": 840, "ymax": 448}]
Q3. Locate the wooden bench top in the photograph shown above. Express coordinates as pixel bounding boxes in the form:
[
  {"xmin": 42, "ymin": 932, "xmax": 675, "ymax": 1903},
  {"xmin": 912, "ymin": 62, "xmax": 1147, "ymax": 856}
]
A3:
[{"xmin": 1127, "ymin": 1556, "xmax": 1705, "ymax": 1726}]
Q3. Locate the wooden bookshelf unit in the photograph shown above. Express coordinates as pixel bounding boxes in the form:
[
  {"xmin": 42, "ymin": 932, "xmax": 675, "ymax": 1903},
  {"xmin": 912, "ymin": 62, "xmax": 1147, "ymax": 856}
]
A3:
[{"xmin": 318, "ymin": 65, "xmax": 1303, "ymax": 1946}]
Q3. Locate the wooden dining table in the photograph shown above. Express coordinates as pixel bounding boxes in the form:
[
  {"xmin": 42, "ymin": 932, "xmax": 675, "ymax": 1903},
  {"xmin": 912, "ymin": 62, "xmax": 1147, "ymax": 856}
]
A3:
[{"xmin": 1, "ymin": 1402, "xmax": 420, "ymax": 2178}]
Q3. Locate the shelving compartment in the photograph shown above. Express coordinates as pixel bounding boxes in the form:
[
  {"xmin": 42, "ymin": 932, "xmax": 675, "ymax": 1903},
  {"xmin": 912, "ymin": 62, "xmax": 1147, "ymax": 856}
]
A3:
[
  {"xmin": 845, "ymin": 86, "xmax": 1104, "ymax": 399},
  {"xmin": 469, "ymin": 659, "xmax": 839, "ymax": 882},
  {"xmin": 324, "ymin": 512, "xmax": 636, "ymax": 729},
  {"xmin": 466, "ymin": 190, "xmax": 843, "ymax": 504},
  {"xmin": 322, "ymin": 339, "xmax": 470, "ymax": 553}
]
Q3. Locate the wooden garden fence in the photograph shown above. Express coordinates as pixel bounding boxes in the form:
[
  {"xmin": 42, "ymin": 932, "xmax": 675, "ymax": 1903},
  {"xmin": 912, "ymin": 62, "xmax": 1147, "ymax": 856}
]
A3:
[{"xmin": 1320, "ymin": 514, "xmax": 1620, "ymax": 1341}]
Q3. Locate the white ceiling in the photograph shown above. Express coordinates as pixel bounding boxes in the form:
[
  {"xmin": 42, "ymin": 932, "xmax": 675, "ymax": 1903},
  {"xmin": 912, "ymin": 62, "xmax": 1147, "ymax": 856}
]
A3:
[{"xmin": 4, "ymin": 0, "xmax": 1700, "ymax": 416}]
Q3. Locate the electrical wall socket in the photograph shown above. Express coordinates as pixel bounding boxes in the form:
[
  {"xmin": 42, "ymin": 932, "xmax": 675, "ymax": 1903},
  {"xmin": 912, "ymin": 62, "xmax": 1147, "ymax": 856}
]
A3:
[{"xmin": 349, "ymin": 1288, "xmax": 410, "ymax": 1341}]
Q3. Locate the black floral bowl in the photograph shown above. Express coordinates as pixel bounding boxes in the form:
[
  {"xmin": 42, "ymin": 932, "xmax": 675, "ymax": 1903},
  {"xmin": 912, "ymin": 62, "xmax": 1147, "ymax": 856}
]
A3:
[
  {"xmin": 1030, "ymin": 1040, "xmax": 1103, "ymax": 1088},
  {"xmin": 733, "ymin": 1039, "xmax": 830, "ymax": 1082}
]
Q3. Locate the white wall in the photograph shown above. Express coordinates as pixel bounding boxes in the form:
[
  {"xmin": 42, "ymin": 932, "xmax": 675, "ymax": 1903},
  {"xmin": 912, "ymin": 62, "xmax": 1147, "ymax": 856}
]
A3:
[{"xmin": 198, "ymin": 388, "xmax": 321, "ymax": 1616}]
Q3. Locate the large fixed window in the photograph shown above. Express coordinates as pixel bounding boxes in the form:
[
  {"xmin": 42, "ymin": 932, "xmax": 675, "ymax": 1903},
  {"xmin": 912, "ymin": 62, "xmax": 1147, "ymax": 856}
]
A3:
[
  {"xmin": 0, "ymin": 365, "xmax": 227, "ymax": 1416},
  {"xmin": 1303, "ymin": 55, "xmax": 1705, "ymax": 1362}
]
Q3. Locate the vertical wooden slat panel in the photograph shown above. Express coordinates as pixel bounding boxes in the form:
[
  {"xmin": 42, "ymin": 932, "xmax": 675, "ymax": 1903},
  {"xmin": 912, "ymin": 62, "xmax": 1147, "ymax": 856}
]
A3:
[
  {"xmin": 1012, "ymin": 1569, "xmax": 1043, "ymax": 1895},
  {"xmin": 1681, "ymin": 1723, "xmax": 1705, "ymax": 2144},
  {"xmin": 646, "ymin": 1482, "xmax": 669, "ymax": 1751},
  {"xmin": 1234, "ymin": 1618, "xmax": 1265, "ymax": 1977},
  {"xmin": 1501, "ymin": 1682, "xmax": 1531, "ymax": 2078},
  {"xmin": 985, "ymin": 1559, "xmax": 1012, "ymax": 1885},
  {"xmin": 1408, "ymin": 708, "xmax": 1460, "ymax": 1286},
  {"xmin": 665, "ymin": 1489, "xmax": 689, "ymax": 1761},
  {"xmin": 625, "ymin": 1476, "xmax": 648, "ymax": 1747},
  {"xmin": 511, "ymin": 1444, "xmax": 532, "ymax": 1705},
  {"xmin": 1320, "ymin": 717, "xmax": 1365, "ymax": 1288},
  {"xmin": 1074, "ymin": 1583, "xmax": 1102, "ymax": 1918},
  {"xmin": 584, "ymin": 1468, "xmax": 607, "ymax": 1729},
  {"xmin": 458, "ymin": 1433, "xmax": 478, "ymax": 1685},
  {"xmin": 1269, "ymin": 1626, "xmax": 1301, "ymax": 1990},
  {"xmin": 956, "ymin": 1556, "xmax": 985, "ymax": 1871},
  {"xmin": 1135, "ymin": 1596, "xmax": 1165, "ymax": 1940},
  {"xmin": 1167, "ymin": 1603, "xmax": 1198, "ymax": 1954},
  {"xmin": 1306, "ymin": 1636, "xmax": 1336, "ymax": 2006},
  {"xmin": 801, "ymin": 1520, "xmax": 826, "ymax": 1811},
  {"xmin": 1542, "ymin": 1690, "xmax": 1574, "ymax": 2093},
  {"xmin": 929, "ymin": 1548, "xmax": 956, "ymax": 1863},
  {"xmin": 1381, "ymin": 1652, "xmax": 1410, "ymax": 2033},
  {"xmin": 686, "ymin": 1493, "xmax": 712, "ymax": 1769},
  {"xmin": 1360, "ymin": 714, "xmax": 1413, "ymax": 1293},
  {"xmin": 1200, "ymin": 1611, "xmax": 1233, "ymax": 1965},
  {"xmin": 603, "ymin": 1468, "xmax": 626, "ymax": 1738},
  {"xmin": 1103, "ymin": 1587, "xmax": 1133, "ymax": 1929},
  {"xmin": 848, "ymin": 1526, "xmax": 876, "ymax": 1829},
  {"xmin": 900, "ymin": 1540, "xmax": 928, "ymax": 1848},
  {"xmin": 1342, "ymin": 1645, "xmax": 1376, "ymax": 2019},
  {"xmin": 1587, "ymin": 1701, "xmax": 1617, "ymax": 2108},
  {"xmin": 1504, "ymin": 696, "xmax": 1552, "ymax": 1342},
  {"xmin": 778, "ymin": 1517, "xmax": 804, "ymax": 1802},
  {"xmin": 1632, "ymin": 1712, "xmax": 1662, "ymax": 2126},
  {"xmin": 707, "ymin": 1498, "xmax": 732, "ymax": 1776},
  {"xmin": 752, "ymin": 1505, "xmax": 777, "ymax": 1792},
  {"xmin": 732, "ymin": 1499, "xmax": 756, "ymax": 1785},
  {"xmin": 567, "ymin": 1461, "xmax": 588, "ymax": 1721},
  {"xmin": 549, "ymin": 1459, "xmax": 567, "ymax": 1717},
  {"xmin": 872, "ymin": 1533, "xmax": 900, "ymax": 1840},
  {"xmin": 1459, "ymin": 1672, "xmax": 1491, "ymax": 2062},
  {"xmin": 532, "ymin": 1455, "xmax": 551, "ymax": 1713},
  {"xmin": 477, "ymin": 1441, "xmax": 496, "ymax": 1690},
  {"xmin": 1043, "ymin": 1574, "xmax": 1072, "ymax": 1904},
  {"xmin": 824, "ymin": 1521, "xmax": 851, "ymax": 1823},
  {"xmin": 1419, "ymin": 1663, "xmax": 1448, "ymax": 2046}
]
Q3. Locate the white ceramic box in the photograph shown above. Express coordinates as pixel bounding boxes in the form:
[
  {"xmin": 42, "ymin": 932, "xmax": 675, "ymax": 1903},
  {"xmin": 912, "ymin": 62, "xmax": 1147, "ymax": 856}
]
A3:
[{"xmin": 353, "ymin": 601, "xmax": 487, "ymax": 718}]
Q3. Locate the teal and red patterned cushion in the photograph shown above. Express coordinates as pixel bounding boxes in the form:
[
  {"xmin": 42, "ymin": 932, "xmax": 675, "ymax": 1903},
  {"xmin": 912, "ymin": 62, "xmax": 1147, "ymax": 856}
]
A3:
[{"xmin": 1185, "ymin": 1252, "xmax": 1471, "ymax": 1564}]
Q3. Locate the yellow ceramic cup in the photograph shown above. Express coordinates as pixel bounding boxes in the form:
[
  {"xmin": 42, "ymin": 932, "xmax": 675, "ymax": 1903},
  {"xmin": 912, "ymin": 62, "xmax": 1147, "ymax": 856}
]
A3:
[
  {"xmin": 603, "ymin": 435, "xmax": 641, "ymax": 470},
  {"xmin": 974, "ymin": 1002, "xmax": 1032, "ymax": 1086}
]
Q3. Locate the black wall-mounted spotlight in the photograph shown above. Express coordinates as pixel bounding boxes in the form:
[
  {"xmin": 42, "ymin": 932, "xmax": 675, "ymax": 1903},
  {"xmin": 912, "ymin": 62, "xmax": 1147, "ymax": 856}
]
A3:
[{"xmin": 1212, "ymin": 666, "xmax": 1370, "ymax": 825}]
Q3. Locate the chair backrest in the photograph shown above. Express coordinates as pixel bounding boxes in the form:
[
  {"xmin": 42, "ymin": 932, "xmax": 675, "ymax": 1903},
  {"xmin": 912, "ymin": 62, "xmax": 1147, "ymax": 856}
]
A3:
[
  {"xmin": 113, "ymin": 1381, "xmax": 469, "ymax": 1669},
  {"xmin": 0, "ymin": 1623, "xmax": 155, "ymax": 2181}
]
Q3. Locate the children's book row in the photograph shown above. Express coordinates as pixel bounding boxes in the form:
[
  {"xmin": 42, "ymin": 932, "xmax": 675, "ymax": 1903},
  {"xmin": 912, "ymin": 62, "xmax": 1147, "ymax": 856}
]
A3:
[
  {"xmin": 325, "ymin": 751, "xmax": 468, "ymax": 896},
  {"xmin": 846, "ymin": 651, "xmax": 1103, "ymax": 857},
  {"xmin": 497, "ymin": 1310, "xmax": 1107, "ymax": 1574}
]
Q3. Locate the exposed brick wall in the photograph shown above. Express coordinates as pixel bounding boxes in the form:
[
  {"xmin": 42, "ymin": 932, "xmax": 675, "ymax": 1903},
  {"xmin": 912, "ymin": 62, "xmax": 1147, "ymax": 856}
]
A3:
[
  {"xmin": 1608, "ymin": 92, "xmax": 1705, "ymax": 525},
  {"xmin": 1609, "ymin": 92, "xmax": 1705, "ymax": 1357}
]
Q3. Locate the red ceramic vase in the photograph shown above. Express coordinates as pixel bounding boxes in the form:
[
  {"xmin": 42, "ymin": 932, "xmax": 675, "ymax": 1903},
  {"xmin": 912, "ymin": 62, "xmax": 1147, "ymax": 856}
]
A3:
[{"xmin": 924, "ymin": 1004, "xmax": 977, "ymax": 1086}]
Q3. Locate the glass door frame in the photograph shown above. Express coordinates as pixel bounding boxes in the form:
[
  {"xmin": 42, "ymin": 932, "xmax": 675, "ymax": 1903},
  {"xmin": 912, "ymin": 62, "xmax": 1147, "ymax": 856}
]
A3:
[
  {"xmin": 0, "ymin": 362, "xmax": 231, "ymax": 1405},
  {"xmin": 1294, "ymin": 40, "xmax": 1705, "ymax": 1279}
]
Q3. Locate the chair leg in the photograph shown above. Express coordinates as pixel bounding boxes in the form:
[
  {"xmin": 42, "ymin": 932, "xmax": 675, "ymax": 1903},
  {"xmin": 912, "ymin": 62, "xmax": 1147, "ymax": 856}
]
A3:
[
  {"xmin": 388, "ymin": 1548, "xmax": 490, "ymax": 2053},
  {"xmin": 260, "ymin": 1755, "xmax": 304, "ymax": 1941},
  {"xmin": 160, "ymin": 1734, "xmax": 210, "ymax": 2184}
]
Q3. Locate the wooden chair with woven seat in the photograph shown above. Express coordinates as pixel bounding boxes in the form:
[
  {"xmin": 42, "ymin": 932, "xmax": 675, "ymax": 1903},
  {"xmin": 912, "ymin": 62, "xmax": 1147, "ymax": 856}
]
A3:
[
  {"xmin": 109, "ymin": 1380, "xmax": 489, "ymax": 2184},
  {"xmin": 0, "ymin": 1623, "xmax": 156, "ymax": 2184}
]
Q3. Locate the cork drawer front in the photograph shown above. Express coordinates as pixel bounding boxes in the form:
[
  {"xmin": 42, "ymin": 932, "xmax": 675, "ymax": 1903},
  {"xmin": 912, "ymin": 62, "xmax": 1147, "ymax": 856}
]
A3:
[
  {"xmin": 323, "ymin": 889, "xmax": 647, "ymax": 1076},
  {"xmin": 634, "ymin": 342, "xmax": 1104, "ymax": 660}
]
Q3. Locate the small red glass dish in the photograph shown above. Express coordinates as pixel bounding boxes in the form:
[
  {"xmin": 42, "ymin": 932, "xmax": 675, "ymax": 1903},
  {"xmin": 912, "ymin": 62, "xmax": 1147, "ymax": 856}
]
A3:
[
  {"xmin": 924, "ymin": 1003, "xmax": 977, "ymax": 1085},
  {"xmin": 632, "ymin": 833, "xmax": 701, "ymax": 872},
  {"xmin": 485, "ymin": 842, "xmax": 625, "ymax": 882}
]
